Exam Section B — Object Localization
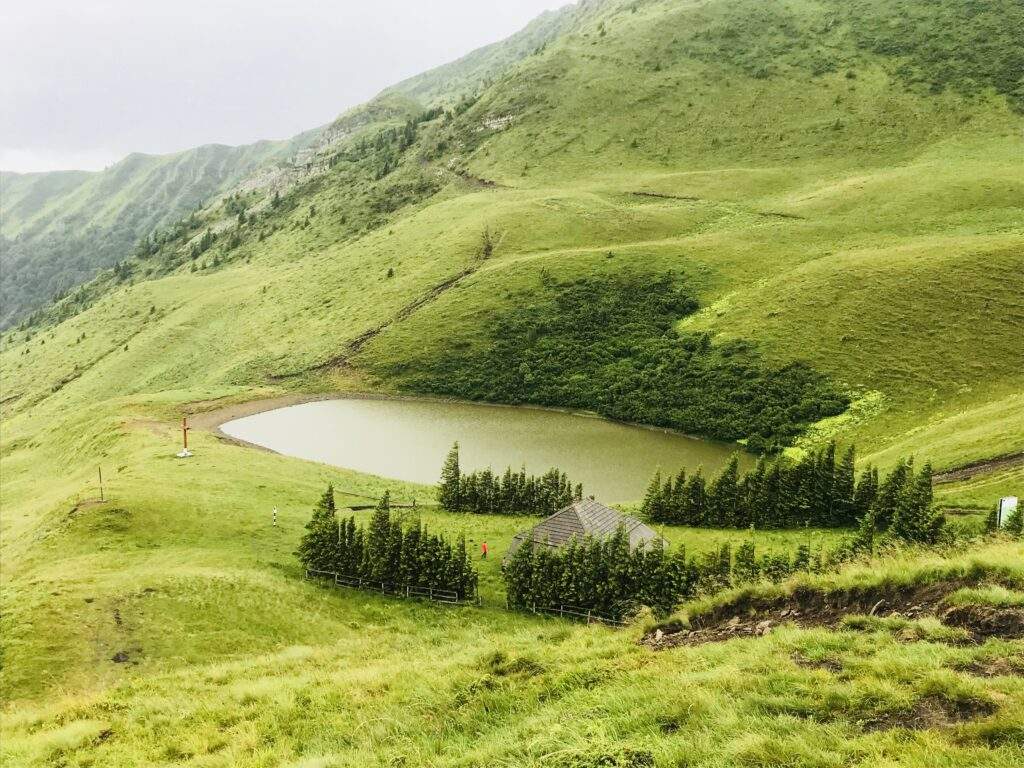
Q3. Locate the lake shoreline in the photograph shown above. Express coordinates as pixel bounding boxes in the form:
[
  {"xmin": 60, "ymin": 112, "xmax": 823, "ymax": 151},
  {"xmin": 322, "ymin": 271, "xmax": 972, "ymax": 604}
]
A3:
[
  {"xmin": 200, "ymin": 392, "xmax": 750, "ymax": 503},
  {"xmin": 192, "ymin": 389, "xmax": 742, "ymax": 448}
]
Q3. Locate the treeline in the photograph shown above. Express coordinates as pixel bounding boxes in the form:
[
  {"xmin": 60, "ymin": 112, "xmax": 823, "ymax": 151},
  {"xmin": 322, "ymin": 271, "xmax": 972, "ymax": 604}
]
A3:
[
  {"xmin": 297, "ymin": 486, "xmax": 478, "ymax": 600},
  {"xmin": 438, "ymin": 443, "xmax": 582, "ymax": 516},
  {"xmin": 333, "ymin": 106, "xmax": 446, "ymax": 180},
  {"xmin": 856, "ymin": 456, "xmax": 943, "ymax": 546},
  {"xmin": 642, "ymin": 444, "xmax": 943, "ymax": 543},
  {"xmin": 504, "ymin": 530, "xmax": 850, "ymax": 621}
]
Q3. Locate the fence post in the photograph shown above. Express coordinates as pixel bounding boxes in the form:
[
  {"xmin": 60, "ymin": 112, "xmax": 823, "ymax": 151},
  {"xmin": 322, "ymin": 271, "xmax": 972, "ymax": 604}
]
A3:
[{"xmin": 587, "ymin": 609, "xmax": 592, "ymax": 625}]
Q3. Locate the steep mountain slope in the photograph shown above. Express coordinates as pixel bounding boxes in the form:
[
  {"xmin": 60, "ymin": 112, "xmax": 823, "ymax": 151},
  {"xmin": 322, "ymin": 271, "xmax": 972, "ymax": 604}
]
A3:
[
  {"xmin": 383, "ymin": 3, "xmax": 578, "ymax": 105},
  {"xmin": 0, "ymin": 4, "xmax": 582, "ymax": 332},
  {"xmin": 0, "ymin": 137, "xmax": 326, "ymax": 329},
  {"xmin": 1, "ymin": 1, "xmax": 1022, "ymax": 765}
]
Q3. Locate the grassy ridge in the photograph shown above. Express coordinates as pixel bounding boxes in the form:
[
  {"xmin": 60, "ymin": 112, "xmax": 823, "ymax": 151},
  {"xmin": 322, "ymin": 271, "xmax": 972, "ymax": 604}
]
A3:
[{"xmin": 0, "ymin": 138, "xmax": 320, "ymax": 328}]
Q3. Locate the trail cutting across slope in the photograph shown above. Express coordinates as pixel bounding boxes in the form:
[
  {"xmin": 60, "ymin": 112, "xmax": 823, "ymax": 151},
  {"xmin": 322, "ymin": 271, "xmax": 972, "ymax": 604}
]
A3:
[{"xmin": 932, "ymin": 452, "xmax": 1024, "ymax": 484}]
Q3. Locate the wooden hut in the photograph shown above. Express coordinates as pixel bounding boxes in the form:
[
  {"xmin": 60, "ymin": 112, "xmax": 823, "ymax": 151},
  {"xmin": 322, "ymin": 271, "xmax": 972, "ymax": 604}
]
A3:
[{"xmin": 504, "ymin": 498, "xmax": 662, "ymax": 561}]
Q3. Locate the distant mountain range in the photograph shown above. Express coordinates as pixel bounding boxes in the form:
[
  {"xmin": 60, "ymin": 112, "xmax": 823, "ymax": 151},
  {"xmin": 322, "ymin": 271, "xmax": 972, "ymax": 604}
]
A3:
[{"xmin": 0, "ymin": 4, "xmax": 576, "ymax": 329}]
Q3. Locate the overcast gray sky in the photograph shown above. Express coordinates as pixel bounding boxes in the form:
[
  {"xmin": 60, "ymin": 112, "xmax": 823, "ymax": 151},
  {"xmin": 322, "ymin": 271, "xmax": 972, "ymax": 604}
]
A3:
[{"xmin": 1, "ymin": 0, "xmax": 568, "ymax": 173}]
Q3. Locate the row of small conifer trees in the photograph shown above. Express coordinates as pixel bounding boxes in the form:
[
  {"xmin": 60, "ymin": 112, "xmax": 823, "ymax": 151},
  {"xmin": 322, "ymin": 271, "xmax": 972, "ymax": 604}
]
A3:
[
  {"xmin": 641, "ymin": 443, "xmax": 942, "ymax": 542},
  {"xmin": 504, "ymin": 530, "xmax": 856, "ymax": 621},
  {"xmin": 296, "ymin": 486, "xmax": 478, "ymax": 600},
  {"xmin": 438, "ymin": 443, "xmax": 582, "ymax": 516}
]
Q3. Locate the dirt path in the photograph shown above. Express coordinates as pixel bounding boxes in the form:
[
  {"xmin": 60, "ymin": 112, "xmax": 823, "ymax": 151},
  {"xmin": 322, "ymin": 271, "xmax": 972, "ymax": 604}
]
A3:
[
  {"xmin": 308, "ymin": 262, "xmax": 483, "ymax": 374},
  {"xmin": 187, "ymin": 393, "xmax": 334, "ymax": 431},
  {"xmin": 933, "ymin": 452, "xmax": 1024, "ymax": 484}
]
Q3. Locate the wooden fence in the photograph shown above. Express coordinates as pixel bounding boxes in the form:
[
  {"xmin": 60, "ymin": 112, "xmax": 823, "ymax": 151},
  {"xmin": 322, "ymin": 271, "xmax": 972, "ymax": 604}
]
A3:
[
  {"xmin": 527, "ymin": 603, "xmax": 627, "ymax": 627},
  {"xmin": 305, "ymin": 568, "xmax": 476, "ymax": 606},
  {"xmin": 305, "ymin": 569, "xmax": 624, "ymax": 624}
]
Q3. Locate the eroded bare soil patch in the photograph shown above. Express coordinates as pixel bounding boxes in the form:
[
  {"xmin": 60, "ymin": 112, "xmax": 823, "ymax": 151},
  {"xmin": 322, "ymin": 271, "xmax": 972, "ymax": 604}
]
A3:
[
  {"xmin": 647, "ymin": 579, "xmax": 1024, "ymax": 649},
  {"xmin": 862, "ymin": 695, "xmax": 996, "ymax": 732},
  {"xmin": 957, "ymin": 655, "xmax": 1024, "ymax": 678},
  {"xmin": 942, "ymin": 605, "xmax": 1024, "ymax": 640}
]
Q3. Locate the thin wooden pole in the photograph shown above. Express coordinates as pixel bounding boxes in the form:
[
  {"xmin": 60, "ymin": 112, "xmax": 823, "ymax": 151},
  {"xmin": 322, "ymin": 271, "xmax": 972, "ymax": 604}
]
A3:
[{"xmin": 98, "ymin": 466, "xmax": 104, "ymax": 501}]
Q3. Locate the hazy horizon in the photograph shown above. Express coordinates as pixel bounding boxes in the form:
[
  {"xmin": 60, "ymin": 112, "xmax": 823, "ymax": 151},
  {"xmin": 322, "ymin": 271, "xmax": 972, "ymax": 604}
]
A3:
[{"xmin": 1, "ymin": 0, "xmax": 568, "ymax": 174}]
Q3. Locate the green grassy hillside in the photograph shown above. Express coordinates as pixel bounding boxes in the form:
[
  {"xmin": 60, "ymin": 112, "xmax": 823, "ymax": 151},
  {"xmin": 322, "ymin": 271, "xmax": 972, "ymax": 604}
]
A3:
[{"xmin": 1, "ymin": 0, "xmax": 1022, "ymax": 765}]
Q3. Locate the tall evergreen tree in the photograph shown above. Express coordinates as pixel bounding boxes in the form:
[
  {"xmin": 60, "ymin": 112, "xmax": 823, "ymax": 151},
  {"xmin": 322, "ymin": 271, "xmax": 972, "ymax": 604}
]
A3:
[
  {"xmin": 686, "ymin": 471, "xmax": 707, "ymax": 526},
  {"xmin": 708, "ymin": 455, "xmax": 741, "ymax": 527},
  {"xmin": 366, "ymin": 491, "xmax": 393, "ymax": 584},
  {"xmin": 640, "ymin": 470, "xmax": 664, "ymax": 522},
  {"xmin": 296, "ymin": 485, "xmax": 339, "ymax": 572},
  {"xmin": 853, "ymin": 467, "xmax": 878, "ymax": 521},
  {"xmin": 438, "ymin": 443, "xmax": 461, "ymax": 511},
  {"xmin": 890, "ymin": 462, "xmax": 941, "ymax": 543},
  {"xmin": 833, "ymin": 446, "xmax": 857, "ymax": 526}
]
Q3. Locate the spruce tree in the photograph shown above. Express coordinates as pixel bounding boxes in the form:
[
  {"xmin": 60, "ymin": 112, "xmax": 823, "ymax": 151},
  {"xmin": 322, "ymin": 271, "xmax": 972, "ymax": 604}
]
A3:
[
  {"xmin": 815, "ymin": 442, "xmax": 837, "ymax": 526},
  {"xmin": 670, "ymin": 469, "xmax": 688, "ymax": 523},
  {"xmin": 872, "ymin": 459, "xmax": 910, "ymax": 534},
  {"xmin": 505, "ymin": 539, "xmax": 536, "ymax": 609},
  {"xmin": 890, "ymin": 462, "xmax": 941, "ymax": 543},
  {"xmin": 686, "ymin": 471, "xmax": 707, "ymax": 526},
  {"xmin": 833, "ymin": 446, "xmax": 857, "ymax": 525},
  {"xmin": 296, "ymin": 485, "xmax": 339, "ymax": 572},
  {"xmin": 438, "ymin": 443, "xmax": 461, "ymax": 511},
  {"xmin": 1005, "ymin": 503, "xmax": 1024, "ymax": 537},
  {"xmin": 641, "ymin": 471, "xmax": 664, "ymax": 522},
  {"xmin": 733, "ymin": 540, "xmax": 758, "ymax": 584},
  {"xmin": 709, "ymin": 455, "xmax": 741, "ymax": 527},
  {"xmin": 366, "ymin": 491, "xmax": 392, "ymax": 584},
  {"xmin": 792, "ymin": 543, "xmax": 811, "ymax": 573},
  {"xmin": 853, "ymin": 467, "xmax": 878, "ymax": 521}
]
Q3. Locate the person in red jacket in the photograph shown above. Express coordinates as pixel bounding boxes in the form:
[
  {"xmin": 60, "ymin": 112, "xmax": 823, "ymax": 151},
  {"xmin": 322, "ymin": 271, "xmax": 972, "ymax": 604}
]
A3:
[{"xmin": 481, "ymin": 541, "xmax": 489, "ymax": 559}]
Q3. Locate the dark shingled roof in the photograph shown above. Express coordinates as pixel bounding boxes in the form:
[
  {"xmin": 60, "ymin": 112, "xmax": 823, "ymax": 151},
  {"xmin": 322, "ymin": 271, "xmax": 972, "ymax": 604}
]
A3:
[{"xmin": 505, "ymin": 499, "xmax": 662, "ymax": 560}]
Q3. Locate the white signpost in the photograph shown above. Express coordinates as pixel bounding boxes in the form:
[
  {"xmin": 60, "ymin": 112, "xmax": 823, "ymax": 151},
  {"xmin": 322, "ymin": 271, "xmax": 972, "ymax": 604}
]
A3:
[{"xmin": 997, "ymin": 496, "xmax": 1018, "ymax": 527}]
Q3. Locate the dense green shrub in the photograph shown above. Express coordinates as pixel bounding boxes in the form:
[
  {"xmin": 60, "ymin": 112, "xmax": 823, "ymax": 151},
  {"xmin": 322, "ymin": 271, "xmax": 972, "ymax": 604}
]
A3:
[
  {"xmin": 408, "ymin": 273, "xmax": 848, "ymax": 451},
  {"xmin": 297, "ymin": 485, "xmax": 478, "ymax": 600},
  {"xmin": 504, "ymin": 531, "xmax": 841, "ymax": 621},
  {"xmin": 438, "ymin": 443, "xmax": 581, "ymax": 516}
]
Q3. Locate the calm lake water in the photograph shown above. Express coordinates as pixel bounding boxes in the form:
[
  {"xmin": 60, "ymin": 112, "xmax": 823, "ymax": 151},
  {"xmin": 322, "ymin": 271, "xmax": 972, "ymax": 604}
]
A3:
[{"xmin": 221, "ymin": 398, "xmax": 751, "ymax": 502}]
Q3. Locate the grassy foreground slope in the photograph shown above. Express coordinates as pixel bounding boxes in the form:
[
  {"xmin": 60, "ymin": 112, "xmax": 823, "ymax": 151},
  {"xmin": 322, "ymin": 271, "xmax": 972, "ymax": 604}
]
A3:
[{"xmin": 1, "ymin": 0, "xmax": 1022, "ymax": 765}]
